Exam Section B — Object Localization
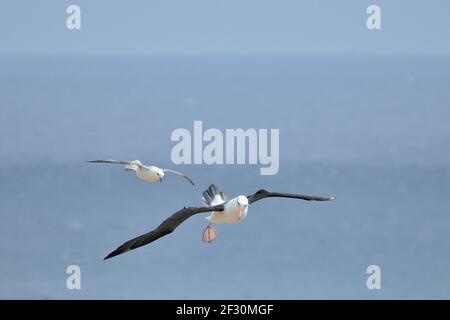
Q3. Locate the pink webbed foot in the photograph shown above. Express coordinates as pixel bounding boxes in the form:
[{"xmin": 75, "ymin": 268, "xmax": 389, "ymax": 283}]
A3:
[{"xmin": 202, "ymin": 224, "xmax": 217, "ymax": 243}]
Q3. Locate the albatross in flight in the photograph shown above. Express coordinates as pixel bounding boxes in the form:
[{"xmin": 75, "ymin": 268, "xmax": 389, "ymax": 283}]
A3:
[
  {"xmin": 87, "ymin": 160, "xmax": 195, "ymax": 186},
  {"xmin": 104, "ymin": 184, "xmax": 334, "ymax": 260}
]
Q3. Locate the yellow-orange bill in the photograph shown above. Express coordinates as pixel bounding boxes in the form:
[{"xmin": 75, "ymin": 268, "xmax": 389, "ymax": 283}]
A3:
[{"xmin": 238, "ymin": 207, "xmax": 244, "ymax": 220}]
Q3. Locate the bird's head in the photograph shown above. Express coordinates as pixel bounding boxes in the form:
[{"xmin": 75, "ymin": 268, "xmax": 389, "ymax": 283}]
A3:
[
  {"xmin": 150, "ymin": 166, "xmax": 165, "ymax": 182},
  {"xmin": 236, "ymin": 195, "xmax": 249, "ymax": 207}
]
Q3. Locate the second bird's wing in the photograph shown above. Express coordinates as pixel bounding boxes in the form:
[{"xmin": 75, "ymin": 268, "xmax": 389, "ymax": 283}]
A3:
[
  {"xmin": 87, "ymin": 160, "xmax": 130, "ymax": 165},
  {"xmin": 162, "ymin": 168, "xmax": 195, "ymax": 186},
  {"xmin": 87, "ymin": 159, "xmax": 144, "ymax": 169}
]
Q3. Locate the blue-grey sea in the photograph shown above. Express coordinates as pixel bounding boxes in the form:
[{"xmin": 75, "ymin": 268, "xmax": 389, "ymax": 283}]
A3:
[{"xmin": 0, "ymin": 54, "xmax": 450, "ymax": 299}]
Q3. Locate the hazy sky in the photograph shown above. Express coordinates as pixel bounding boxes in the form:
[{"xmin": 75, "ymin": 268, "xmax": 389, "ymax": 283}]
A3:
[
  {"xmin": 1, "ymin": 0, "xmax": 450, "ymax": 55},
  {"xmin": 2, "ymin": 1, "xmax": 450, "ymax": 300}
]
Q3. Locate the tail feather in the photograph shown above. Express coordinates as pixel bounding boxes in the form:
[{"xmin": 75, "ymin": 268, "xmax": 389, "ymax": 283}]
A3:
[{"xmin": 202, "ymin": 184, "xmax": 228, "ymax": 206}]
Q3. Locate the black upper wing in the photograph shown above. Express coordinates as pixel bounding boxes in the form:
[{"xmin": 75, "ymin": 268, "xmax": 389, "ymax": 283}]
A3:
[
  {"xmin": 104, "ymin": 204, "xmax": 225, "ymax": 260},
  {"xmin": 247, "ymin": 189, "xmax": 335, "ymax": 204},
  {"xmin": 87, "ymin": 160, "xmax": 130, "ymax": 165}
]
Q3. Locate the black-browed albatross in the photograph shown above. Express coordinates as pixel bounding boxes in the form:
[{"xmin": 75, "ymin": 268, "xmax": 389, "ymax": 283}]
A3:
[
  {"xmin": 87, "ymin": 159, "xmax": 195, "ymax": 186},
  {"xmin": 104, "ymin": 184, "xmax": 335, "ymax": 260}
]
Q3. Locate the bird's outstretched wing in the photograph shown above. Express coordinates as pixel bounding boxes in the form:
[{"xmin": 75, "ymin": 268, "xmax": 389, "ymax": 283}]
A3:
[
  {"xmin": 104, "ymin": 204, "xmax": 224, "ymax": 260},
  {"xmin": 162, "ymin": 168, "xmax": 195, "ymax": 186},
  {"xmin": 87, "ymin": 159, "xmax": 130, "ymax": 165},
  {"xmin": 247, "ymin": 189, "xmax": 335, "ymax": 204},
  {"xmin": 87, "ymin": 159, "xmax": 144, "ymax": 169}
]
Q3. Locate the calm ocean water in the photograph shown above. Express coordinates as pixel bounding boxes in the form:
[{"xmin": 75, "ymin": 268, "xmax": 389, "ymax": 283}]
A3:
[{"xmin": 0, "ymin": 54, "xmax": 449, "ymax": 299}]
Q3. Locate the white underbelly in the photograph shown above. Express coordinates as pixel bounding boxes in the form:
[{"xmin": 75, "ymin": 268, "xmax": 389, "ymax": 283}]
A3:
[
  {"xmin": 208, "ymin": 206, "xmax": 248, "ymax": 225},
  {"xmin": 136, "ymin": 169, "xmax": 158, "ymax": 182}
]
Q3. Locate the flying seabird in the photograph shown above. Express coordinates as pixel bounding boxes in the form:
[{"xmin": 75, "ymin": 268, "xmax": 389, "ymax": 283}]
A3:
[
  {"xmin": 87, "ymin": 160, "xmax": 195, "ymax": 186},
  {"xmin": 104, "ymin": 184, "xmax": 334, "ymax": 260}
]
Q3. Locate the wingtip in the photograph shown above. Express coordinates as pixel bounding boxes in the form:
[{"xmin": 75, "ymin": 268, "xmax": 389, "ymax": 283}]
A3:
[
  {"xmin": 104, "ymin": 246, "xmax": 131, "ymax": 260},
  {"xmin": 103, "ymin": 251, "xmax": 118, "ymax": 260}
]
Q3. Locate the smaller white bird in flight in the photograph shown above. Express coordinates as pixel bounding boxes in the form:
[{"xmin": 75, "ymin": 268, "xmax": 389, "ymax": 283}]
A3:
[{"xmin": 87, "ymin": 160, "xmax": 195, "ymax": 186}]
